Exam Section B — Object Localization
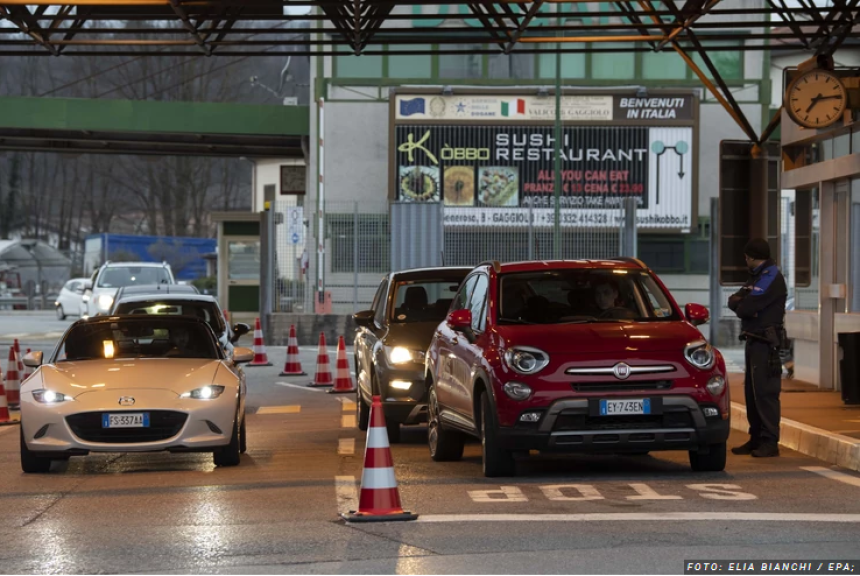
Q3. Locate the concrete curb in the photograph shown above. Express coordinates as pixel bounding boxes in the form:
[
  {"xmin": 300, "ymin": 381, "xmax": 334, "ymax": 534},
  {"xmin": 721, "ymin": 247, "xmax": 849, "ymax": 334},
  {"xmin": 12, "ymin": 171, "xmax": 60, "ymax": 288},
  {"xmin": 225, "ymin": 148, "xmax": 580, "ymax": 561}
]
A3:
[{"xmin": 731, "ymin": 401, "xmax": 860, "ymax": 472}]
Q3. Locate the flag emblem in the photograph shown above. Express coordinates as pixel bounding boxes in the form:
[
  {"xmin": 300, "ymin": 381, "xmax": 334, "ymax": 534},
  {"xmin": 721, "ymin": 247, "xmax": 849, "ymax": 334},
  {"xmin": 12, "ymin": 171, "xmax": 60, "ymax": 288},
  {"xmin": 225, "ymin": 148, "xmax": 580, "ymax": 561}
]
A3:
[
  {"xmin": 399, "ymin": 98, "xmax": 426, "ymax": 117},
  {"xmin": 501, "ymin": 99, "xmax": 526, "ymax": 117}
]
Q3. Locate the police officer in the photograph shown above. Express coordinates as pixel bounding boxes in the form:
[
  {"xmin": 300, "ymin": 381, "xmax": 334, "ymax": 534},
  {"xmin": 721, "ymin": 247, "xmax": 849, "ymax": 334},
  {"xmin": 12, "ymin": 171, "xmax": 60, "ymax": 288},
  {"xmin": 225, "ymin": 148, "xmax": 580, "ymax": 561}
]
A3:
[{"xmin": 728, "ymin": 238, "xmax": 787, "ymax": 458}]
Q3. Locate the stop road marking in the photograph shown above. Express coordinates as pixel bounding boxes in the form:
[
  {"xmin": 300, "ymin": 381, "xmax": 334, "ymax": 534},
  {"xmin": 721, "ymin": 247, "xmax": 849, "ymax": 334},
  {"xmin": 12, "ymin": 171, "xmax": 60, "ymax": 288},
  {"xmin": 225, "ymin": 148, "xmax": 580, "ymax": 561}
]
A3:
[{"xmin": 468, "ymin": 483, "xmax": 757, "ymax": 502}]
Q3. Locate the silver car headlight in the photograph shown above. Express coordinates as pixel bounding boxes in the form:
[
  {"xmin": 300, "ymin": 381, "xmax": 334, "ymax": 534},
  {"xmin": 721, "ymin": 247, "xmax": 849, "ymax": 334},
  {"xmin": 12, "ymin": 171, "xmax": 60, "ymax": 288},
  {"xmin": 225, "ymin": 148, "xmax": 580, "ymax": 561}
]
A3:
[
  {"xmin": 504, "ymin": 347, "xmax": 550, "ymax": 375},
  {"xmin": 180, "ymin": 385, "xmax": 225, "ymax": 400},
  {"xmin": 386, "ymin": 346, "xmax": 424, "ymax": 365},
  {"xmin": 503, "ymin": 381, "xmax": 533, "ymax": 401},
  {"xmin": 97, "ymin": 294, "xmax": 114, "ymax": 310},
  {"xmin": 684, "ymin": 340, "xmax": 715, "ymax": 370},
  {"xmin": 706, "ymin": 376, "xmax": 726, "ymax": 397},
  {"xmin": 32, "ymin": 389, "xmax": 73, "ymax": 404}
]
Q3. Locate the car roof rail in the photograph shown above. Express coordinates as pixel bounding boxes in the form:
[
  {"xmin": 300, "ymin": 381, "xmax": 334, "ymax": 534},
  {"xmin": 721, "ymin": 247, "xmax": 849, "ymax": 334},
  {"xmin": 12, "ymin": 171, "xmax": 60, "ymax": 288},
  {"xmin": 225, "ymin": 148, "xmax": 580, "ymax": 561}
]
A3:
[
  {"xmin": 613, "ymin": 257, "xmax": 648, "ymax": 269},
  {"xmin": 478, "ymin": 260, "xmax": 501, "ymax": 273}
]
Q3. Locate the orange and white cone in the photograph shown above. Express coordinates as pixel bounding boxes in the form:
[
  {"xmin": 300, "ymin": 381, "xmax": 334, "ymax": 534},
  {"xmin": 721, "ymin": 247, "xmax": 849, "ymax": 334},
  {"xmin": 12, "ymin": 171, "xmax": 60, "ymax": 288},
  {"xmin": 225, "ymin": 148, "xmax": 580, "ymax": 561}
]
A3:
[
  {"xmin": 341, "ymin": 395, "xmax": 417, "ymax": 522},
  {"xmin": 280, "ymin": 325, "xmax": 306, "ymax": 376},
  {"xmin": 0, "ymin": 376, "xmax": 11, "ymax": 425},
  {"xmin": 248, "ymin": 318, "xmax": 273, "ymax": 367},
  {"xmin": 328, "ymin": 336, "xmax": 356, "ymax": 394},
  {"xmin": 308, "ymin": 332, "xmax": 333, "ymax": 387},
  {"xmin": 5, "ymin": 348, "xmax": 20, "ymax": 407}
]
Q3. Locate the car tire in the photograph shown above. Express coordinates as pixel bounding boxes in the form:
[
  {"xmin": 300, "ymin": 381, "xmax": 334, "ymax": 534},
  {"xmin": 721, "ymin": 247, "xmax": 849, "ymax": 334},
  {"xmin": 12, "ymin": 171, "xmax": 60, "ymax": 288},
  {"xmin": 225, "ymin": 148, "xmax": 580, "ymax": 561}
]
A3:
[
  {"xmin": 239, "ymin": 415, "xmax": 247, "ymax": 454},
  {"xmin": 20, "ymin": 427, "xmax": 51, "ymax": 474},
  {"xmin": 386, "ymin": 421, "xmax": 401, "ymax": 444},
  {"xmin": 56, "ymin": 305, "xmax": 66, "ymax": 321},
  {"xmin": 428, "ymin": 385, "xmax": 464, "ymax": 462},
  {"xmin": 480, "ymin": 393, "xmax": 516, "ymax": 478},
  {"xmin": 357, "ymin": 389, "xmax": 370, "ymax": 431},
  {"xmin": 213, "ymin": 413, "xmax": 242, "ymax": 467},
  {"xmin": 689, "ymin": 442, "xmax": 727, "ymax": 472}
]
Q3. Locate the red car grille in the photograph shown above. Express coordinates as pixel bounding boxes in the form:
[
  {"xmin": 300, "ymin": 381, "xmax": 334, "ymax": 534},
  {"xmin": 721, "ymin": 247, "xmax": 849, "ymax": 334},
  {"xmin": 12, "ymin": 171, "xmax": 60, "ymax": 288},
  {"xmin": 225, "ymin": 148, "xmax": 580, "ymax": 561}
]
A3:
[
  {"xmin": 555, "ymin": 411, "xmax": 694, "ymax": 431},
  {"xmin": 572, "ymin": 380, "xmax": 673, "ymax": 392}
]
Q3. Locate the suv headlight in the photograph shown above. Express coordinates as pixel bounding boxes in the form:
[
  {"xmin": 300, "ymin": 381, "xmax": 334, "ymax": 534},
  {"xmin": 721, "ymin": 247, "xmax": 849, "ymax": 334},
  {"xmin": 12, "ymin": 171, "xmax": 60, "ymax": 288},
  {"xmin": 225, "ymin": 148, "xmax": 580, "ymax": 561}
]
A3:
[
  {"xmin": 504, "ymin": 347, "xmax": 550, "ymax": 375},
  {"xmin": 32, "ymin": 389, "xmax": 73, "ymax": 404},
  {"xmin": 97, "ymin": 294, "xmax": 114, "ymax": 310},
  {"xmin": 180, "ymin": 385, "xmax": 225, "ymax": 400},
  {"xmin": 386, "ymin": 346, "xmax": 424, "ymax": 365},
  {"xmin": 684, "ymin": 340, "xmax": 715, "ymax": 370}
]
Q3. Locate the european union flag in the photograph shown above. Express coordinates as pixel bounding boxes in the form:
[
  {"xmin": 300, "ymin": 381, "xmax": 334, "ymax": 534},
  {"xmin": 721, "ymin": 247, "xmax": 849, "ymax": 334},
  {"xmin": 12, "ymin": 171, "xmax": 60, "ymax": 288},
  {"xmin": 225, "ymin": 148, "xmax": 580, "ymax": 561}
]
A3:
[{"xmin": 399, "ymin": 98, "xmax": 426, "ymax": 117}]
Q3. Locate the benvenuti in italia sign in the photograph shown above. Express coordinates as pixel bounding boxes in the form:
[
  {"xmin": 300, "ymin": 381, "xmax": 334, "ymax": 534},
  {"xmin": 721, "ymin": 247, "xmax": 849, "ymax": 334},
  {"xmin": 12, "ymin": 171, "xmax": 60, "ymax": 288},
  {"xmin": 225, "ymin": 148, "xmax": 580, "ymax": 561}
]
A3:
[{"xmin": 389, "ymin": 91, "xmax": 699, "ymax": 231}]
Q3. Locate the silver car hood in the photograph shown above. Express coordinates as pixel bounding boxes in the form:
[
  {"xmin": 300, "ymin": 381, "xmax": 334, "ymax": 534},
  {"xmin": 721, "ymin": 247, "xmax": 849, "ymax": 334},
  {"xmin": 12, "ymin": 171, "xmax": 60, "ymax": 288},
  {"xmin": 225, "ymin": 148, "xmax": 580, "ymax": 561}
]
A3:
[{"xmin": 40, "ymin": 359, "xmax": 223, "ymax": 396}]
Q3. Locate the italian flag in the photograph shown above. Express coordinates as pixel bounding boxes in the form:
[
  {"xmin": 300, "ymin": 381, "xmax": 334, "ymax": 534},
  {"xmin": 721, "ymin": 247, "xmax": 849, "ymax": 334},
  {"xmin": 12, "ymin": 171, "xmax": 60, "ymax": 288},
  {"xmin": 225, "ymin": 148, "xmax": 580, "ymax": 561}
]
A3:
[{"xmin": 501, "ymin": 98, "xmax": 526, "ymax": 117}]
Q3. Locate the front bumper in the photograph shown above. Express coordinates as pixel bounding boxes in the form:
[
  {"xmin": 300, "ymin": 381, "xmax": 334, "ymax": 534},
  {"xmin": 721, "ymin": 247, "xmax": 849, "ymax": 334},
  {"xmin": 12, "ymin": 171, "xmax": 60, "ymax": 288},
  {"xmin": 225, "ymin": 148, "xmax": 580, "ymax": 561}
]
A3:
[
  {"xmin": 496, "ymin": 396, "xmax": 730, "ymax": 453},
  {"xmin": 20, "ymin": 387, "xmax": 238, "ymax": 456},
  {"xmin": 375, "ymin": 365, "xmax": 428, "ymax": 425}
]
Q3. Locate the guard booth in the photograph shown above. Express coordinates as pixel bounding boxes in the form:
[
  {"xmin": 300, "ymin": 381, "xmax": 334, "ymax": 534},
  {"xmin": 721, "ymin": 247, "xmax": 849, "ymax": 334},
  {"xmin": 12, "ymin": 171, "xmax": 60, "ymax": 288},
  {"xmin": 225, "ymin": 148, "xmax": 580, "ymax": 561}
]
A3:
[{"xmin": 212, "ymin": 212, "xmax": 263, "ymax": 316}]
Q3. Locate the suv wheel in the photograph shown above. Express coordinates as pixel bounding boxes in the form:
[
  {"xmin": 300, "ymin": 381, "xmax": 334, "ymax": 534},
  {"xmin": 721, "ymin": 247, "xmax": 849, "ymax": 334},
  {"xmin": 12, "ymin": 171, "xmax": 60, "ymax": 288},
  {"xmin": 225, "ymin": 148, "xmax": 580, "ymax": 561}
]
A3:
[
  {"xmin": 480, "ymin": 393, "xmax": 516, "ymax": 478},
  {"xmin": 428, "ymin": 385, "xmax": 464, "ymax": 462},
  {"xmin": 689, "ymin": 442, "xmax": 727, "ymax": 472}
]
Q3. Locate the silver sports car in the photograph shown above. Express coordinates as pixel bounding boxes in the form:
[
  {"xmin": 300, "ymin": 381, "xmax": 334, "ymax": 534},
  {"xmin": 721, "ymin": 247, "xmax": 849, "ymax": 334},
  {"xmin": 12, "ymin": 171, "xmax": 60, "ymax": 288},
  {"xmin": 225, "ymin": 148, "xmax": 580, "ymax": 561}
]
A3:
[{"xmin": 19, "ymin": 315, "xmax": 253, "ymax": 473}]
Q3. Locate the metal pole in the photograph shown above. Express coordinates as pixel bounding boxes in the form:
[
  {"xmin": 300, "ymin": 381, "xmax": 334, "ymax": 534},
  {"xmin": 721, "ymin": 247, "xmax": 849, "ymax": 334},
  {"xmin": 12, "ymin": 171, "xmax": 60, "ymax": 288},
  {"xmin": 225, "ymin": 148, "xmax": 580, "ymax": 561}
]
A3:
[
  {"xmin": 553, "ymin": 36, "xmax": 562, "ymax": 260},
  {"xmin": 353, "ymin": 201, "xmax": 359, "ymax": 312},
  {"xmin": 528, "ymin": 200, "xmax": 534, "ymax": 260},
  {"xmin": 622, "ymin": 197, "xmax": 637, "ymax": 257},
  {"xmin": 709, "ymin": 197, "xmax": 721, "ymax": 345}
]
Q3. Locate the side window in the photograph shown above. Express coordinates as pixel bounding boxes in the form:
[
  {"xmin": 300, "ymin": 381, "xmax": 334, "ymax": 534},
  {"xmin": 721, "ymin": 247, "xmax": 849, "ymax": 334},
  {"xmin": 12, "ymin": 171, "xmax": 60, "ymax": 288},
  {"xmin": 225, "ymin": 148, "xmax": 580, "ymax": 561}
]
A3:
[
  {"xmin": 467, "ymin": 274, "xmax": 489, "ymax": 332},
  {"xmin": 65, "ymin": 281, "xmax": 76, "ymax": 291},
  {"xmin": 451, "ymin": 276, "xmax": 477, "ymax": 312},
  {"xmin": 373, "ymin": 280, "xmax": 389, "ymax": 325},
  {"xmin": 370, "ymin": 278, "xmax": 387, "ymax": 312}
]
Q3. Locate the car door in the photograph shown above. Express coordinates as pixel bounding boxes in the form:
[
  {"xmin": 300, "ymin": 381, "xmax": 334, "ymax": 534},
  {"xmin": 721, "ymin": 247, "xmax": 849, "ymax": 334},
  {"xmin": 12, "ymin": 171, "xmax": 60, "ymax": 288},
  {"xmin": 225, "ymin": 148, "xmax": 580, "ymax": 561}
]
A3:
[
  {"xmin": 356, "ymin": 278, "xmax": 388, "ymax": 397},
  {"xmin": 449, "ymin": 273, "xmax": 490, "ymax": 420},
  {"xmin": 435, "ymin": 275, "xmax": 476, "ymax": 413},
  {"xmin": 58, "ymin": 281, "xmax": 76, "ymax": 311}
]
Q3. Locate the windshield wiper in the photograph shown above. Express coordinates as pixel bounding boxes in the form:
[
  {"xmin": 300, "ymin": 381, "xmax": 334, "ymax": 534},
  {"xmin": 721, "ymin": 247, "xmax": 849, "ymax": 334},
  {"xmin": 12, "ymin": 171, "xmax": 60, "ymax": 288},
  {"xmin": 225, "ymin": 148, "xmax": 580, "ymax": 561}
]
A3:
[
  {"xmin": 559, "ymin": 318, "xmax": 629, "ymax": 324},
  {"xmin": 498, "ymin": 317, "xmax": 538, "ymax": 325}
]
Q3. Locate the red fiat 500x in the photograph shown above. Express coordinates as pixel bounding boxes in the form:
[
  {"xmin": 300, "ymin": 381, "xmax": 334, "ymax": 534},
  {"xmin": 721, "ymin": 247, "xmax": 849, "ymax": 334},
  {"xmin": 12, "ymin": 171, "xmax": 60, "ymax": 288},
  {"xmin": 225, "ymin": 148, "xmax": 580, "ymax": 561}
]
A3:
[{"xmin": 425, "ymin": 258, "xmax": 729, "ymax": 477}]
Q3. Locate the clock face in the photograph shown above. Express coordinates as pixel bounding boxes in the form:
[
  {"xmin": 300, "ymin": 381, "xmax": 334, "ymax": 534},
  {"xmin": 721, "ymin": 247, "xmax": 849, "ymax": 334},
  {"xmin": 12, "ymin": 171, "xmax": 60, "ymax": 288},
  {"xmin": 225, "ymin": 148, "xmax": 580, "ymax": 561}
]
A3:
[{"xmin": 786, "ymin": 69, "xmax": 847, "ymax": 129}]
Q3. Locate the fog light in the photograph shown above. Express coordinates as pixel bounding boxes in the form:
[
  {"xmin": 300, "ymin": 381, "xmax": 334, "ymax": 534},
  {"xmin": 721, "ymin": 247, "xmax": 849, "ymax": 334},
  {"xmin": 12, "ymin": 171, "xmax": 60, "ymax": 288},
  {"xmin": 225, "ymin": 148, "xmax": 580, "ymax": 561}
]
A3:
[
  {"xmin": 503, "ymin": 381, "xmax": 532, "ymax": 401},
  {"xmin": 390, "ymin": 380, "xmax": 412, "ymax": 390},
  {"xmin": 706, "ymin": 376, "xmax": 726, "ymax": 397},
  {"xmin": 703, "ymin": 407, "xmax": 719, "ymax": 418},
  {"xmin": 519, "ymin": 411, "xmax": 542, "ymax": 423}
]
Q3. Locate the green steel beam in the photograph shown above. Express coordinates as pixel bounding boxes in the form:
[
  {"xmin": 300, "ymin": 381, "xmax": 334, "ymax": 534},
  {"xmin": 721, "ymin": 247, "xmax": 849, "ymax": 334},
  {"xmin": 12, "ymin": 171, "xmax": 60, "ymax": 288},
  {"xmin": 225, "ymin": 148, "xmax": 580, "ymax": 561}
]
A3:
[{"xmin": 0, "ymin": 97, "xmax": 309, "ymax": 137}]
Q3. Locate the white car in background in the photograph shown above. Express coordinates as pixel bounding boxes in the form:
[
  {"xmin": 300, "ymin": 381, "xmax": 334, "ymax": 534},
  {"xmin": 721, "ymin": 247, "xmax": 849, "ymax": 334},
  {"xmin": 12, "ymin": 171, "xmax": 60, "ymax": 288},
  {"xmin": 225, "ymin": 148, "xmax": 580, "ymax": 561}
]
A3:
[
  {"xmin": 19, "ymin": 315, "xmax": 252, "ymax": 473},
  {"xmin": 54, "ymin": 278, "xmax": 91, "ymax": 320},
  {"xmin": 85, "ymin": 262, "xmax": 176, "ymax": 316}
]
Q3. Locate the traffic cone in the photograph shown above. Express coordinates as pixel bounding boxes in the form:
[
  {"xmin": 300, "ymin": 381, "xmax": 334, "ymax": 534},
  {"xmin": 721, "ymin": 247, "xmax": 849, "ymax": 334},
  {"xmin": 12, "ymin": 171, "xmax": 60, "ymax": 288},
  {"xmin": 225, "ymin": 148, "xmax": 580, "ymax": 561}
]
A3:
[
  {"xmin": 341, "ymin": 395, "xmax": 417, "ymax": 522},
  {"xmin": 0, "ymin": 376, "xmax": 11, "ymax": 426},
  {"xmin": 328, "ymin": 336, "xmax": 356, "ymax": 394},
  {"xmin": 279, "ymin": 325, "xmax": 306, "ymax": 376},
  {"xmin": 248, "ymin": 318, "xmax": 273, "ymax": 367},
  {"xmin": 5, "ymin": 348, "xmax": 20, "ymax": 406},
  {"xmin": 308, "ymin": 332, "xmax": 333, "ymax": 387}
]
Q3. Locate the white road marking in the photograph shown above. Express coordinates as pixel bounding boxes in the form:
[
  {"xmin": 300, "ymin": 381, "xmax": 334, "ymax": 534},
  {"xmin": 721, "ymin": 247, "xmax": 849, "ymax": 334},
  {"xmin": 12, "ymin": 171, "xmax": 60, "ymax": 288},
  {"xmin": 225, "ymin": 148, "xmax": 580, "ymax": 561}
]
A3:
[
  {"xmin": 2, "ymin": 333, "xmax": 30, "ymax": 339},
  {"xmin": 468, "ymin": 486, "xmax": 528, "ymax": 503},
  {"xmin": 626, "ymin": 483, "xmax": 682, "ymax": 500},
  {"xmin": 276, "ymin": 382, "xmax": 324, "ymax": 393},
  {"xmin": 45, "ymin": 332, "xmax": 65, "ymax": 338},
  {"xmin": 541, "ymin": 484, "xmax": 604, "ymax": 501},
  {"xmin": 686, "ymin": 484, "xmax": 757, "ymax": 500},
  {"xmin": 803, "ymin": 466, "xmax": 860, "ymax": 488},
  {"xmin": 335, "ymin": 475, "xmax": 358, "ymax": 514},
  {"xmin": 341, "ymin": 414, "xmax": 356, "ymax": 428},
  {"xmin": 417, "ymin": 513, "xmax": 860, "ymax": 523},
  {"xmin": 338, "ymin": 438, "xmax": 355, "ymax": 455}
]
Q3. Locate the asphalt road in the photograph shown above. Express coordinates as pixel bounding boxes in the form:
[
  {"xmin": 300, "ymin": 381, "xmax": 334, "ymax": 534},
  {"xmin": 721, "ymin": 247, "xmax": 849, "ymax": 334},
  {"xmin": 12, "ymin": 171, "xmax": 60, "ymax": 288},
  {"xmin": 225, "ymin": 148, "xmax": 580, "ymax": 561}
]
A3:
[{"xmin": 1, "ymin": 325, "xmax": 859, "ymax": 574}]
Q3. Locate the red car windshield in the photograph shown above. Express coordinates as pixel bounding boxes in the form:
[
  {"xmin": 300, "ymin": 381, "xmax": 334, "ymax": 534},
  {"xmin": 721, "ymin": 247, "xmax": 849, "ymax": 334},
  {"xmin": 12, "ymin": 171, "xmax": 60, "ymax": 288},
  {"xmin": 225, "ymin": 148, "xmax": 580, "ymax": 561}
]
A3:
[{"xmin": 498, "ymin": 269, "xmax": 680, "ymax": 325}]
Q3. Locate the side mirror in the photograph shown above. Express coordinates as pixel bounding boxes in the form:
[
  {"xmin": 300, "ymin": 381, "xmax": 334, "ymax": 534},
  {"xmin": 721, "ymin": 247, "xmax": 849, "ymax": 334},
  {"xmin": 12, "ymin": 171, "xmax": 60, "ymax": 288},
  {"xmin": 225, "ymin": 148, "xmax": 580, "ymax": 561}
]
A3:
[
  {"xmin": 446, "ymin": 309, "xmax": 472, "ymax": 331},
  {"xmin": 75, "ymin": 287, "xmax": 86, "ymax": 295},
  {"xmin": 685, "ymin": 303, "xmax": 710, "ymax": 326},
  {"xmin": 231, "ymin": 323, "xmax": 251, "ymax": 342},
  {"xmin": 23, "ymin": 351, "xmax": 43, "ymax": 368},
  {"xmin": 232, "ymin": 347, "xmax": 254, "ymax": 364},
  {"xmin": 353, "ymin": 309, "xmax": 375, "ymax": 328}
]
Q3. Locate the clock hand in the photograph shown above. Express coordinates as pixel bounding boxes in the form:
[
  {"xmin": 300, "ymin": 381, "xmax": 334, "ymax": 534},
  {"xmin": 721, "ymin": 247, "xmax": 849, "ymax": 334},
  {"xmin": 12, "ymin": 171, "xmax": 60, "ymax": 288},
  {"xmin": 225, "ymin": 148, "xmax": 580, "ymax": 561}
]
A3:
[
  {"xmin": 817, "ymin": 95, "xmax": 843, "ymax": 101},
  {"xmin": 806, "ymin": 93, "xmax": 823, "ymax": 113}
]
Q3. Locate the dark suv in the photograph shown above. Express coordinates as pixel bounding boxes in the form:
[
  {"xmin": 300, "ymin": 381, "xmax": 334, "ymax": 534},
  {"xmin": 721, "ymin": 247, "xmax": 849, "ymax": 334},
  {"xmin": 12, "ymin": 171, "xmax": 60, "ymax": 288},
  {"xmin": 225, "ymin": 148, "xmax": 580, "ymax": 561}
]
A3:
[{"xmin": 425, "ymin": 259, "xmax": 729, "ymax": 477}]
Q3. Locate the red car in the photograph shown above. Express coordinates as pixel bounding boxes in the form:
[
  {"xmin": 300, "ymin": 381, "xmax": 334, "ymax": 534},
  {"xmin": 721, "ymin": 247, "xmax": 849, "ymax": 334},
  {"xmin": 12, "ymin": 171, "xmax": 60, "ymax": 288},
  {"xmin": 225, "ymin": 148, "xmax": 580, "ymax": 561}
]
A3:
[{"xmin": 425, "ymin": 258, "xmax": 729, "ymax": 477}]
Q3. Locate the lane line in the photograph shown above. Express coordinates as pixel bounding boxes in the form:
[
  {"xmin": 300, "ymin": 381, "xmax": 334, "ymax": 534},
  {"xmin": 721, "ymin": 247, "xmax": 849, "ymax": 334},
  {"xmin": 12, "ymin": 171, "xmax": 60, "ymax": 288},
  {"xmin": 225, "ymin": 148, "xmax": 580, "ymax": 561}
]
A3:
[
  {"xmin": 2, "ymin": 333, "xmax": 30, "ymax": 339},
  {"xmin": 416, "ymin": 513, "xmax": 860, "ymax": 523},
  {"xmin": 257, "ymin": 405, "xmax": 301, "ymax": 415},
  {"xmin": 341, "ymin": 400, "xmax": 355, "ymax": 412},
  {"xmin": 335, "ymin": 475, "xmax": 358, "ymax": 514},
  {"xmin": 802, "ymin": 466, "xmax": 860, "ymax": 488},
  {"xmin": 276, "ymin": 382, "xmax": 324, "ymax": 393},
  {"xmin": 338, "ymin": 438, "xmax": 356, "ymax": 455},
  {"xmin": 341, "ymin": 414, "xmax": 356, "ymax": 428}
]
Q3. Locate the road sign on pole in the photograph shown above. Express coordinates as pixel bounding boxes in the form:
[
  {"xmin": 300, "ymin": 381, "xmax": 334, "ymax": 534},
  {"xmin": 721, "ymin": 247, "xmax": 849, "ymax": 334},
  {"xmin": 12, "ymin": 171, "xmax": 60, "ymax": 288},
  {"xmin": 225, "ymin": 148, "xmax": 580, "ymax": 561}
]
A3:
[{"xmin": 287, "ymin": 207, "xmax": 303, "ymax": 244}]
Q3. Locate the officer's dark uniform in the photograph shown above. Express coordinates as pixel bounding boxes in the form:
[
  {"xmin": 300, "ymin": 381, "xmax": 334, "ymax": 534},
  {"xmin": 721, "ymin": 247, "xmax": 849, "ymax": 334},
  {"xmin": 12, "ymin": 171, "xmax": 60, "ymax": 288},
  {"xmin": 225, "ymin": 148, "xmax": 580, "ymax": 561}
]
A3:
[{"xmin": 728, "ymin": 238, "xmax": 787, "ymax": 457}]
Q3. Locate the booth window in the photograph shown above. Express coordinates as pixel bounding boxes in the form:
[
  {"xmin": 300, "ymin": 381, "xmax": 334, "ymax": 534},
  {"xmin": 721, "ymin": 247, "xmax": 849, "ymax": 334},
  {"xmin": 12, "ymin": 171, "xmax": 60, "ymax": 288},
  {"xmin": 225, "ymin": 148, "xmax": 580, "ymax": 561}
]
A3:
[{"xmin": 227, "ymin": 240, "xmax": 260, "ymax": 282}]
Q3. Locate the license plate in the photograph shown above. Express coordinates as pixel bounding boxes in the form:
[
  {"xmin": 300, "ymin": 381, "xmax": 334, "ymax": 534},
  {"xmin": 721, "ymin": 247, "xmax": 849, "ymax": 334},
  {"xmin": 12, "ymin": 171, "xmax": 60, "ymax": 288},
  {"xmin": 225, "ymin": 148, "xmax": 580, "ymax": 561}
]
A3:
[
  {"xmin": 599, "ymin": 399, "xmax": 650, "ymax": 416},
  {"xmin": 102, "ymin": 413, "xmax": 150, "ymax": 428}
]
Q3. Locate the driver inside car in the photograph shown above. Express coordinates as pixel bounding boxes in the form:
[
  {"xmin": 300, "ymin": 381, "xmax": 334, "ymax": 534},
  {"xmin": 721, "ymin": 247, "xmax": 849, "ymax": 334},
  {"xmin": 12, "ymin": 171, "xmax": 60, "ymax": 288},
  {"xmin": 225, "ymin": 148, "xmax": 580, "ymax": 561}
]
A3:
[
  {"xmin": 592, "ymin": 279, "xmax": 637, "ymax": 320},
  {"xmin": 165, "ymin": 327, "xmax": 195, "ymax": 358}
]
